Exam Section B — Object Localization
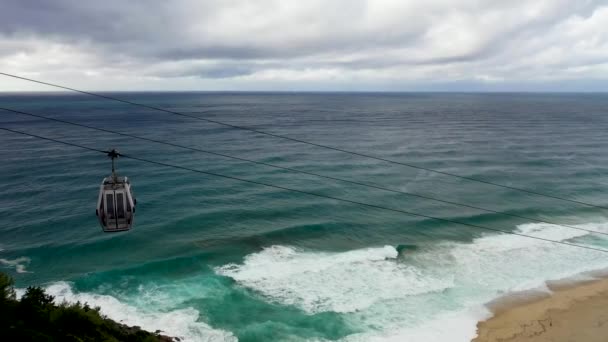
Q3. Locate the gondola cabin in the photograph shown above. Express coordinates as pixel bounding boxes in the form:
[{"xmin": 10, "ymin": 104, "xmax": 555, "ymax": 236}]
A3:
[
  {"xmin": 95, "ymin": 149, "xmax": 136, "ymax": 232},
  {"xmin": 96, "ymin": 176, "xmax": 135, "ymax": 232}
]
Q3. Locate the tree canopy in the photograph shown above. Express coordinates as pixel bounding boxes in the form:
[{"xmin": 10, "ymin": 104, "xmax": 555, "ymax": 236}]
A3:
[{"xmin": 0, "ymin": 272, "xmax": 172, "ymax": 341}]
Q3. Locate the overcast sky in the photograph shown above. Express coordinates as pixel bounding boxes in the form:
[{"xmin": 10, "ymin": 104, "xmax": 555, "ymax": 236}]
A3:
[{"xmin": 1, "ymin": 0, "xmax": 607, "ymax": 91}]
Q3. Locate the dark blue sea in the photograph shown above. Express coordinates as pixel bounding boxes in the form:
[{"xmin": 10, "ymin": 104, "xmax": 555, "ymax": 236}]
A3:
[{"xmin": 1, "ymin": 92, "xmax": 608, "ymax": 341}]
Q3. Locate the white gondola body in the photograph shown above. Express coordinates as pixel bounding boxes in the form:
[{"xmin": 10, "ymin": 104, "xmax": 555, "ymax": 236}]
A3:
[{"xmin": 96, "ymin": 176, "xmax": 136, "ymax": 232}]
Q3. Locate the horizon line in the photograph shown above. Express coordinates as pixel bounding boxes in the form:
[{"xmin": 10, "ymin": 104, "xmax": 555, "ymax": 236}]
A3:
[{"xmin": 1, "ymin": 90, "xmax": 607, "ymax": 94}]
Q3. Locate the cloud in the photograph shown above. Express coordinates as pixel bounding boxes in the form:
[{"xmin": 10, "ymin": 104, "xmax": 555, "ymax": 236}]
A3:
[{"xmin": 0, "ymin": 0, "xmax": 607, "ymax": 90}]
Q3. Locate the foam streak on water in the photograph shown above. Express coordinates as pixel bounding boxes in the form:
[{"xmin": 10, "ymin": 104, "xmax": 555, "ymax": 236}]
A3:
[{"xmin": 0, "ymin": 257, "xmax": 31, "ymax": 273}]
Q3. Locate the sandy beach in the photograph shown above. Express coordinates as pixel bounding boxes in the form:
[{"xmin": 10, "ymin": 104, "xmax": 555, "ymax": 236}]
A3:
[{"xmin": 473, "ymin": 277, "xmax": 608, "ymax": 342}]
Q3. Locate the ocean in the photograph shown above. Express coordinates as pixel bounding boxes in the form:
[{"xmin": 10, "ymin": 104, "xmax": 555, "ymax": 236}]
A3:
[{"xmin": 1, "ymin": 92, "xmax": 608, "ymax": 341}]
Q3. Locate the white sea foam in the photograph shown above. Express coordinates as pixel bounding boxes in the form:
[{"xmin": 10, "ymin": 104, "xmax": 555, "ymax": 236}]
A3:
[
  {"xmin": 43, "ymin": 282, "xmax": 237, "ymax": 342},
  {"xmin": 341, "ymin": 308, "xmax": 491, "ymax": 342},
  {"xmin": 217, "ymin": 221, "xmax": 608, "ymax": 341},
  {"xmin": 216, "ymin": 245, "xmax": 454, "ymax": 313},
  {"xmin": 0, "ymin": 257, "xmax": 31, "ymax": 273}
]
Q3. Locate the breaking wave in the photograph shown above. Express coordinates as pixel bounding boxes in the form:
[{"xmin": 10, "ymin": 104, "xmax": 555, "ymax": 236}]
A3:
[
  {"xmin": 42, "ymin": 282, "xmax": 237, "ymax": 342},
  {"xmin": 217, "ymin": 221, "xmax": 608, "ymax": 341}
]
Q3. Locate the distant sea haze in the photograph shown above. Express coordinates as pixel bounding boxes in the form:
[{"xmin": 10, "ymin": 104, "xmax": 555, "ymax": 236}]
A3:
[{"xmin": 1, "ymin": 92, "xmax": 608, "ymax": 341}]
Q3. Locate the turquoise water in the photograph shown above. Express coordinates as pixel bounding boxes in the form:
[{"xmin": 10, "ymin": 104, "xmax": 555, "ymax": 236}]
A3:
[{"xmin": 2, "ymin": 92, "xmax": 608, "ymax": 341}]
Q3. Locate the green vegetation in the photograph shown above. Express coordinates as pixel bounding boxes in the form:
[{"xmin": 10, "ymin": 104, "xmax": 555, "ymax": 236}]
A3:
[{"xmin": 0, "ymin": 272, "xmax": 172, "ymax": 341}]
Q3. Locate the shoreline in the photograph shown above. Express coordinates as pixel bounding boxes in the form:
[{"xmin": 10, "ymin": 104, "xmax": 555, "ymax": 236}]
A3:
[{"xmin": 473, "ymin": 275, "xmax": 608, "ymax": 342}]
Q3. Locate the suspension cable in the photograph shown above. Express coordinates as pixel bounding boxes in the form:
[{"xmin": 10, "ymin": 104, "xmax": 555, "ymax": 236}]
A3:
[
  {"xmin": 2, "ymin": 126, "xmax": 607, "ymax": 254},
  {"xmin": 1, "ymin": 72, "xmax": 606, "ymax": 210},
  {"xmin": 1, "ymin": 105, "xmax": 606, "ymax": 237}
]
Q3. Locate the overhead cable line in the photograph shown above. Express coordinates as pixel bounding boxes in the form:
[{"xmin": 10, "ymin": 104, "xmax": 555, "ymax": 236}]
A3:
[
  {"xmin": 2, "ymin": 126, "xmax": 608, "ymax": 254},
  {"xmin": 2, "ymin": 105, "xmax": 607, "ymax": 238},
  {"xmin": 1, "ymin": 72, "xmax": 606, "ymax": 211}
]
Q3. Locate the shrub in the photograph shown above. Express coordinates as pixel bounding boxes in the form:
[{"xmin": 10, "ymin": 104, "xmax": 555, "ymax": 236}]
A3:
[{"xmin": 0, "ymin": 272, "xmax": 170, "ymax": 341}]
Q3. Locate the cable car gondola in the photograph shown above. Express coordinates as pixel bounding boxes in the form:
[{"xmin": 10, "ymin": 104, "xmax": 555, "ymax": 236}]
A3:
[{"xmin": 96, "ymin": 149, "xmax": 136, "ymax": 232}]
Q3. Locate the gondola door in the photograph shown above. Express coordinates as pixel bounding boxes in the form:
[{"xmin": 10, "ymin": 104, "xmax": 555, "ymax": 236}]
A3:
[
  {"xmin": 115, "ymin": 191, "xmax": 128, "ymax": 227},
  {"xmin": 104, "ymin": 190, "xmax": 128, "ymax": 230},
  {"xmin": 104, "ymin": 191, "xmax": 117, "ymax": 230}
]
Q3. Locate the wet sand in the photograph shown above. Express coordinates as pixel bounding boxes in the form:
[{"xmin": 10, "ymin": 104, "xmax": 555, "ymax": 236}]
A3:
[{"xmin": 473, "ymin": 278, "xmax": 608, "ymax": 342}]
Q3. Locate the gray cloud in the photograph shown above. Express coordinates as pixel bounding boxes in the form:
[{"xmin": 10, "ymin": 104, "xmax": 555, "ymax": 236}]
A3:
[{"xmin": 0, "ymin": 0, "xmax": 607, "ymax": 91}]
